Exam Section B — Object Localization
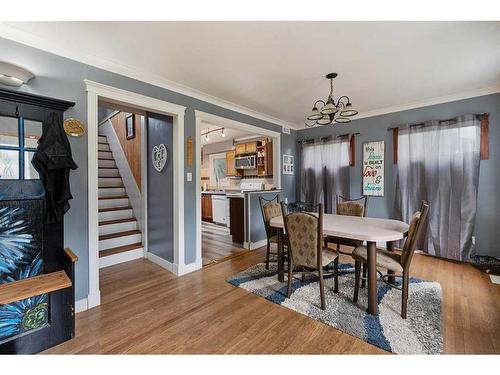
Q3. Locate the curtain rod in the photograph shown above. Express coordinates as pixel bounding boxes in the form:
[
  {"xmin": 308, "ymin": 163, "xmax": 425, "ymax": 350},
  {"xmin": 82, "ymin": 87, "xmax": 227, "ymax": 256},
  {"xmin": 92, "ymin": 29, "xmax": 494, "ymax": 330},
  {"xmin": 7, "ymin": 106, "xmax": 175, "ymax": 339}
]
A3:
[
  {"xmin": 297, "ymin": 132, "xmax": 360, "ymax": 144},
  {"xmin": 387, "ymin": 113, "xmax": 489, "ymax": 131}
]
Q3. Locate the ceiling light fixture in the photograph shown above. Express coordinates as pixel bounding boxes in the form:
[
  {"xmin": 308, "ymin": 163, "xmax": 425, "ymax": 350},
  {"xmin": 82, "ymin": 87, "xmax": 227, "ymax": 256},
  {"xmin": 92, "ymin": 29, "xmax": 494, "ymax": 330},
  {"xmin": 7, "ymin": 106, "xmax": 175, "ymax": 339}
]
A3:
[
  {"xmin": 0, "ymin": 62, "xmax": 34, "ymax": 87},
  {"xmin": 201, "ymin": 127, "xmax": 227, "ymax": 142},
  {"xmin": 306, "ymin": 73, "xmax": 358, "ymax": 127}
]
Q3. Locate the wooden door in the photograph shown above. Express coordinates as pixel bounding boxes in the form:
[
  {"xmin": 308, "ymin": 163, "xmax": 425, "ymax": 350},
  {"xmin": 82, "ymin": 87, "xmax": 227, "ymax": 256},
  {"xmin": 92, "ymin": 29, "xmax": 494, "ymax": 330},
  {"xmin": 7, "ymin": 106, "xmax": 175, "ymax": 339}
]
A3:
[{"xmin": 226, "ymin": 150, "xmax": 236, "ymax": 176}]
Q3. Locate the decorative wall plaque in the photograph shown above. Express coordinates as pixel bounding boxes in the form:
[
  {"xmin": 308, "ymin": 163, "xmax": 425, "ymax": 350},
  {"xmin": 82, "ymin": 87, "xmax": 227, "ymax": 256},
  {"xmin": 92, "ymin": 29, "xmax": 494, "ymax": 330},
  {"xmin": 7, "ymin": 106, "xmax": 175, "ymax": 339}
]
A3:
[
  {"xmin": 187, "ymin": 136, "xmax": 193, "ymax": 167},
  {"xmin": 63, "ymin": 118, "xmax": 85, "ymax": 137},
  {"xmin": 152, "ymin": 143, "xmax": 168, "ymax": 173},
  {"xmin": 362, "ymin": 141, "xmax": 385, "ymax": 196}
]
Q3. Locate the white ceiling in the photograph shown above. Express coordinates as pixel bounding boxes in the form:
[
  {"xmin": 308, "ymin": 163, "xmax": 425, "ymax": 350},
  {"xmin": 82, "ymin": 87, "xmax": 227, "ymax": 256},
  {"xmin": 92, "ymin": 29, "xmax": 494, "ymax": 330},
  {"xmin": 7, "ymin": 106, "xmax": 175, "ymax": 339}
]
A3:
[{"xmin": 2, "ymin": 22, "xmax": 500, "ymax": 129}]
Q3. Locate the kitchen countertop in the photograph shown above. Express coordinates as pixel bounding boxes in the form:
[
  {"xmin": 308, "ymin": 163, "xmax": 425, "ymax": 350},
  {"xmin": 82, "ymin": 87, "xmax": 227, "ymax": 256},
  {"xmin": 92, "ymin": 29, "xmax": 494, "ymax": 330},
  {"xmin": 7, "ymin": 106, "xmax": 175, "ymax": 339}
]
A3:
[{"xmin": 202, "ymin": 189, "xmax": 281, "ymax": 197}]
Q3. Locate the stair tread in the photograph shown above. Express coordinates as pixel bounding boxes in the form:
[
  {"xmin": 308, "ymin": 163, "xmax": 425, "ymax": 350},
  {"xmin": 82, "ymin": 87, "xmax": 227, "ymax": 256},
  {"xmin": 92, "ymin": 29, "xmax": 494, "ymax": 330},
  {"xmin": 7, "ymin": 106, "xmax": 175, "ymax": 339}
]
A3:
[
  {"xmin": 98, "ymin": 167, "xmax": 119, "ymax": 170},
  {"xmin": 99, "ymin": 217, "xmax": 137, "ymax": 226},
  {"xmin": 99, "ymin": 176, "xmax": 122, "ymax": 179},
  {"xmin": 98, "ymin": 206, "xmax": 132, "ymax": 212},
  {"xmin": 98, "ymin": 158, "xmax": 115, "ymax": 161},
  {"xmin": 99, "ymin": 229, "xmax": 141, "ymax": 241},
  {"xmin": 99, "ymin": 186, "xmax": 125, "ymax": 189},
  {"xmin": 98, "ymin": 196, "xmax": 128, "ymax": 200},
  {"xmin": 99, "ymin": 243, "xmax": 142, "ymax": 258}
]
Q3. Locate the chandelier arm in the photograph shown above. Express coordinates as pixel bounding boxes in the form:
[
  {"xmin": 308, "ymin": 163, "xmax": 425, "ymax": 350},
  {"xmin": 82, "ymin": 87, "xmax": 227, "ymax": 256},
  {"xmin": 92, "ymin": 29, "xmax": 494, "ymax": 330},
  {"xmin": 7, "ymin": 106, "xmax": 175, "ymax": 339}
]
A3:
[
  {"xmin": 336, "ymin": 95, "xmax": 350, "ymax": 104},
  {"xmin": 314, "ymin": 99, "xmax": 326, "ymax": 108}
]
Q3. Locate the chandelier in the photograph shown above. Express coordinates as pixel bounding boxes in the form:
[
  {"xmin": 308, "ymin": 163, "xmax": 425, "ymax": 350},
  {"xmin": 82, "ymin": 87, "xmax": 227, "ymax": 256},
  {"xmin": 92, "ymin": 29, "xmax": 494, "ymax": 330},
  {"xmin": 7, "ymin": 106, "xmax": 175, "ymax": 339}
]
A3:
[{"xmin": 306, "ymin": 73, "xmax": 358, "ymax": 127}]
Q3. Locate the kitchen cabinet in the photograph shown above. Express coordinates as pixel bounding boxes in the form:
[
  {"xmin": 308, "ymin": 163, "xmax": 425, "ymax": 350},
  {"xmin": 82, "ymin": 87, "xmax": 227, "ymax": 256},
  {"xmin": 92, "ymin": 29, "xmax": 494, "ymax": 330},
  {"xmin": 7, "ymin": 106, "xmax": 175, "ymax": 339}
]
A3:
[
  {"xmin": 235, "ymin": 141, "xmax": 258, "ymax": 155},
  {"xmin": 235, "ymin": 143, "xmax": 246, "ymax": 155},
  {"xmin": 226, "ymin": 150, "xmax": 236, "ymax": 176},
  {"xmin": 256, "ymin": 140, "xmax": 273, "ymax": 176},
  {"xmin": 201, "ymin": 194, "xmax": 213, "ymax": 221}
]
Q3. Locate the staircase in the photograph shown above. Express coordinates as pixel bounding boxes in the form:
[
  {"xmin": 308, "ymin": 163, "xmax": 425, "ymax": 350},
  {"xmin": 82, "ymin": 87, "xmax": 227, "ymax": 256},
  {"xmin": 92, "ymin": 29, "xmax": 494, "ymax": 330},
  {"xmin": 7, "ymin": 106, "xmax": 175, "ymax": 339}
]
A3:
[{"xmin": 98, "ymin": 134, "xmax": 143, "ymax": 268}]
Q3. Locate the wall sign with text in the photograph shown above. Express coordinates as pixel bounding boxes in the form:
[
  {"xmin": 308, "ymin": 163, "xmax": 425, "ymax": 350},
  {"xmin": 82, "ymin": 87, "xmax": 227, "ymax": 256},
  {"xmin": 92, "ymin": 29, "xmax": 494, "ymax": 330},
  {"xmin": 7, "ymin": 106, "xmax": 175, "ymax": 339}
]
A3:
[{"xmin": 362, "ymin": 141, "xmax": 385, "ymax": 196}]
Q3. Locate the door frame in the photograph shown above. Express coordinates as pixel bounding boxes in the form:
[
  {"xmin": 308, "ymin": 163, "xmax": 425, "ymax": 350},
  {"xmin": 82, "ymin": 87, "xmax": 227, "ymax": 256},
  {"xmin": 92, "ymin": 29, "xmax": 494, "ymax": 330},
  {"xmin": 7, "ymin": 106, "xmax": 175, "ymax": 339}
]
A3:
[
  {"xmin": 194, "ymin": 110, "xmax": 281, "ymax": 264},
  {"xmin": 86, "ymin": 80, "xmax": 186, "ymax": 309}
]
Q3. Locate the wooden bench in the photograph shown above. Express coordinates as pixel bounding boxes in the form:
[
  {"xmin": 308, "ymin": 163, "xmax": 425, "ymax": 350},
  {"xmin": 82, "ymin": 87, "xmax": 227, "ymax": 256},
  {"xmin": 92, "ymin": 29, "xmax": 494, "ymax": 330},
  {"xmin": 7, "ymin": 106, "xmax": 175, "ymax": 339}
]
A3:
[{"xmin": 0, "ymin": 247, "xmax": 78, "ymax": 305}]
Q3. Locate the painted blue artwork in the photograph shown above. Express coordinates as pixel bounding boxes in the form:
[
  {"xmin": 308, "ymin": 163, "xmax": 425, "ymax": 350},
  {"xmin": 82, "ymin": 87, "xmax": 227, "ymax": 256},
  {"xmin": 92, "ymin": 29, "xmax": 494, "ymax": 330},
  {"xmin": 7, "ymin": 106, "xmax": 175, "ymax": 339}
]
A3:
[{"xmin": 0, "ymin": 201, "xmax": 47, "ymax": 342}]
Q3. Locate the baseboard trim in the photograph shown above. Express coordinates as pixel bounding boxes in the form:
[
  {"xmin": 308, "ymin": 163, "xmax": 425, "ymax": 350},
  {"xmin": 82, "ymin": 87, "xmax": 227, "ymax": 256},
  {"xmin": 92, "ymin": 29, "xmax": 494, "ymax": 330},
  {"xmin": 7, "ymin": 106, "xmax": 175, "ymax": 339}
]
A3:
[
  {"xmin": 99, "ymin": 248, "xmax": 144, "ymax": 268},
  {"xmin": 146, "ymin": 252, "xmax": 177, "ymax": 274},
  {"xmin": 75, "ymin": 297, "xmax": 88, "ymax": 313},
  {"xmin": 178, "ymin": 258, "xmax": 203, "ymax": 276},
  {"xmin": 490, "ymin": 274, "xmax": 500, "ymax": 285},
  {"xmin": 247, "ymin": 239, "xmax": 267, "ymax": 250}
]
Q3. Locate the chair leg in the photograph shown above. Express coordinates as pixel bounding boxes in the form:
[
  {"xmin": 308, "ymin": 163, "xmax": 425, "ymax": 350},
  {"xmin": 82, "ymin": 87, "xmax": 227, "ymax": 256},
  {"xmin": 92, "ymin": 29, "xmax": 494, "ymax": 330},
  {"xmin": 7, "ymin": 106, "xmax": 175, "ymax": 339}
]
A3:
[
  {"xmin": 336, "ymin": 243, "xmax": 340, "ymax": 254},
  {"xmin": 333, "ymin": 257, "xmax": 339, "ymax": 293},
  {"xmin": 401, "ymin": 269, "xmax": 409, "ymax": 319},
  {"xmin": 361, "ymin": 263, "xmax": 367, "ymax": 288},
  {"xmin": 287, "ymin": 258, "xmax": 293, "ymax": 298},
  {"xmin": 301, "ymin": 272, "xmax": 305, "ymax": 282},
  {"xmin": 353, "ymin": 260, "xmax": 361, "ymax": 304},
  {"xmin": 318, "ymin": 268, "xmax": 326, "ymax": 310},
  {"xmin": 265, "ymin": 241, "xmax": 270, "ymax": 270}
]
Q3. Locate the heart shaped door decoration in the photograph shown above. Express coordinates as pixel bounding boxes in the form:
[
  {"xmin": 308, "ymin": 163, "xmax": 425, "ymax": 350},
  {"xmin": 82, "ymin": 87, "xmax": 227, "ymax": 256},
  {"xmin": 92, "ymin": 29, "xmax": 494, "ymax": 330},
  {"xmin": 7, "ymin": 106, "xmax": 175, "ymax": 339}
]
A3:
[{"xmin": 152, "ymin": 143, "xmax": 168, "ymax": 173}]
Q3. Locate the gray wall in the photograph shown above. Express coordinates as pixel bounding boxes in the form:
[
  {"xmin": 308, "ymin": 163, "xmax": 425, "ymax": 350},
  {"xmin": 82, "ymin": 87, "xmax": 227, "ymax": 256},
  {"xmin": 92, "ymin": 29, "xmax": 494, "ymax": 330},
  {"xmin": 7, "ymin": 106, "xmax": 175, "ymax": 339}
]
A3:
[
  {"xmin": 296, "ymin": 93, "xmax": 500, "ymax": 258},
  {"xmin": 0, "ymin": 37, "xmax": 297, "ymax": 299}
]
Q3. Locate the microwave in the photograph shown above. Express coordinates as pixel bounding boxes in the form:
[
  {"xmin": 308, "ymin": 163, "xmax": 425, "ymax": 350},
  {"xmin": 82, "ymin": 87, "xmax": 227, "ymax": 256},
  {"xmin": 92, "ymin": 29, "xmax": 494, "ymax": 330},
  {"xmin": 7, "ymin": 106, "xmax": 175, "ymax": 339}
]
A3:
[{"xmin": 235, "ymin": 155, "xmax": 256, "ymax": 169}]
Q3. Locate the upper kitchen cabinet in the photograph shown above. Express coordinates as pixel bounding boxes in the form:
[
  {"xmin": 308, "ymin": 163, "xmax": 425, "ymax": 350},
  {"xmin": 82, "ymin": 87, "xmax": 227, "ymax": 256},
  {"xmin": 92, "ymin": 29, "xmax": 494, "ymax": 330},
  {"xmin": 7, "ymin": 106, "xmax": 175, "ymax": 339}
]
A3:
[
  {"xmin": 226, "ymin": 150, "xmax": 237, "ymax": 176},
  {"xmin": 235, "ymin": 141, "xmax": 257, "ymax": 155}
]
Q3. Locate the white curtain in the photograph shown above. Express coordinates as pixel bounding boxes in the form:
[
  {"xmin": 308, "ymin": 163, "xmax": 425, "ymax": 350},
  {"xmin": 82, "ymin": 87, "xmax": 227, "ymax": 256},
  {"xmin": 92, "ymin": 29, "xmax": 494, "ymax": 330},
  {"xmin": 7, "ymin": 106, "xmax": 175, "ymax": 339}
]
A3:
[
  {"xmin": 395, "ymin": 114, "xmax": 481, "ymax": 261},
  {"xmin": 300, "ymin": 138, "xmax": 350, "ymax": 213}
]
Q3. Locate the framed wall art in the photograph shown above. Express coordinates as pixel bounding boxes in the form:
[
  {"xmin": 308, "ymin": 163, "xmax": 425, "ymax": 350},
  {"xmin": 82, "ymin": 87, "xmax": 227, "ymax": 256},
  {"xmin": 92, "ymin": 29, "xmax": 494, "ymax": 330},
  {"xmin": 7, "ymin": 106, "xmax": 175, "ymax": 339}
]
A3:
[{"xmin": 362, "ymin": 140, "xmax": 384, "ymax": 196}]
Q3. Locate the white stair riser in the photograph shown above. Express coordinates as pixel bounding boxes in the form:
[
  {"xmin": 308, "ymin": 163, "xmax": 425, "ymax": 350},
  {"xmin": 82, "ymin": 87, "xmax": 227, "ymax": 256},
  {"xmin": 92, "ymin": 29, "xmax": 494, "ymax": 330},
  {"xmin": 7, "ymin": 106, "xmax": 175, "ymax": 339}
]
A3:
[
  {"xmin": 98, "ymin": 143, "xmax": 111, "ymax": 151},
  {"xmin": 98, "ymin": 177, "xmax": 123, "ymax": 187},
  {"xmin": 98, "ymin": 135, "xmax": 107, "ymax": 143},
  {"xmin": 99, "ymin": 197, "xmax": 129, "ymax": 209},
  {"xmin": 98, "ymin": 209, "xmax": 133, "ymax": 221},
  {"xmin": 98, "ymin": 168, "xmax": 120, "ymax": 177},
  {"xmin": 98, "ymin": 159, "xmax": 117, "ymax": 168},
  {"xmin": 98, "ymin": 188, "xmax": 126, "ymax": 198},
  {"xmin": 99, "ymin": 220, "xmax": 137, "ymax": 236},
  {"xmin": 99, "ymin": 233, "xmax": 142, "ymax": 250},
  {"xmin": 99, "ymin": 248, "xmax": 143, "ymax": 269},
  {"xmin": 98, "ymin": 151, "xmax": 114, "ymax": 159}
]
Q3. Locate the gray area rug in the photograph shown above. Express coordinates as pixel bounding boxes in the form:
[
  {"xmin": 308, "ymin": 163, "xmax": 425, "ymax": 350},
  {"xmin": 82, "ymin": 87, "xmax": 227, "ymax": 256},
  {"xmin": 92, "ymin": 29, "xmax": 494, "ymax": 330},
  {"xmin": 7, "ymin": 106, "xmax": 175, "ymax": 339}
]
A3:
[{"xmin": 227, "ymin": 262, "xmax": 443, "ymax": 354}]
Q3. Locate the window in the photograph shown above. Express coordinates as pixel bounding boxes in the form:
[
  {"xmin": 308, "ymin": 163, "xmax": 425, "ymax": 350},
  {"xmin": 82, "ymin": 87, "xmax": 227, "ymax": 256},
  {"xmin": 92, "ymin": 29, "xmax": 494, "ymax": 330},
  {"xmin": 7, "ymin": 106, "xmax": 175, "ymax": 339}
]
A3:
[{"xmin": 0, "ymin": 116, "xmax": 41, "ymax": 180}]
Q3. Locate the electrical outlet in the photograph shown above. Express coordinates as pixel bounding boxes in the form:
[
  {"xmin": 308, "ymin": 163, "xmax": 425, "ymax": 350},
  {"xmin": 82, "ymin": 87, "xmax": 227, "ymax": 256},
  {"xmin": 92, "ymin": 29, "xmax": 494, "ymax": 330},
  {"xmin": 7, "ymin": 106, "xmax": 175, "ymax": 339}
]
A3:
[{"xmin": 186, "ymin": 172, "xmax": 192, "ymax": 182}]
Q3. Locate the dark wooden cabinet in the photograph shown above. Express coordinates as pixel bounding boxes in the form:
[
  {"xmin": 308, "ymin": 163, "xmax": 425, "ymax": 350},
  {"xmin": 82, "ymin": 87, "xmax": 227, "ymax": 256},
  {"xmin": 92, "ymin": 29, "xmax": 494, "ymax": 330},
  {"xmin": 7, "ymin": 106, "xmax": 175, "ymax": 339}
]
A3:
[
  {"xmin": 229, "ymin": 197, "xmax": 244, "ymax": 245},
  {"xmin": 201, "ymin": 194, "xmax": 213, "ymax": 221}
]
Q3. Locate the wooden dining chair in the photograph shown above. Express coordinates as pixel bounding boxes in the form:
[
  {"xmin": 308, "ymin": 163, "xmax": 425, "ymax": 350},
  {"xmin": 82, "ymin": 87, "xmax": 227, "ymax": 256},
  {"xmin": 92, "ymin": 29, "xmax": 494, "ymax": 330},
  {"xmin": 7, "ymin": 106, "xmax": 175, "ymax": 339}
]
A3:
[
  {"xmin": 351, "ymin": 201, "xmax": 429, "ymax": 318},
  {"xmin": 259, "ymin": 195, "xmax": 287, "ymax": 270},
  {"xmin": 281, "ymin": 203, "xmax": 339, "ymax": 310},
  {"xmin": 324, "ymin": 195, "xmax": 368, "ymax": 254}
]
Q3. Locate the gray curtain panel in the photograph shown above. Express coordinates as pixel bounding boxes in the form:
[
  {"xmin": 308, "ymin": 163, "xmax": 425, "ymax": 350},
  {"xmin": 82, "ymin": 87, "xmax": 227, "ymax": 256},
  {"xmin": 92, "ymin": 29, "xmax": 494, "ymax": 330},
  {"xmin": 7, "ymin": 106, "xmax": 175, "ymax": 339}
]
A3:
[
  {"xmin": 300, "ymin": 139, "xmax": 350, "ymax": 213},
  {"xmin": 395, "ymin": 114, "xmax": 481, "ymax": 261}
]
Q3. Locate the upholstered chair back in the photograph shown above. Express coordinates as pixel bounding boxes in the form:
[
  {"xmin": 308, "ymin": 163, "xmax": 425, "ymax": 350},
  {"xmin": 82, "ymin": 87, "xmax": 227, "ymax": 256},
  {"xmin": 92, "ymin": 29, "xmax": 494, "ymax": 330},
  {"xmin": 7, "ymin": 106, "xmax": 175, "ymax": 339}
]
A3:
[
  {"xmin": 259, "ymin": 195, "xmax": 281, "ymax": 240},
  {"xmin": 336, "ymin": 195, "xmax": 367, "ymax": 217},
  {"xmin": 281, "ymin": 203, "xmax": 323, "ymax": 269}
]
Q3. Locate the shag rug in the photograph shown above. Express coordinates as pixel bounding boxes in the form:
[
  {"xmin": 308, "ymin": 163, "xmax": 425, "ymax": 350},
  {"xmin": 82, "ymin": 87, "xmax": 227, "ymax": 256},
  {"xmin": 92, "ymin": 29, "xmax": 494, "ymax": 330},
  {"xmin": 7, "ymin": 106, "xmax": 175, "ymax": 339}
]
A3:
[{"xmin": 227, "ymin": 263, "xmax": 443, "ymax": 354}]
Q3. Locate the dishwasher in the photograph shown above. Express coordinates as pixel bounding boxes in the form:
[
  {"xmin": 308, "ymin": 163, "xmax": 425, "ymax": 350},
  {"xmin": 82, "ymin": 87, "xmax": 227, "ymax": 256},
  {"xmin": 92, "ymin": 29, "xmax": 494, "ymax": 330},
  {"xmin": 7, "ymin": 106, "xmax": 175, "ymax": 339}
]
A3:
[{"xmin": 211, "ymin": 195, "xmax": 228, "ymax": 226}]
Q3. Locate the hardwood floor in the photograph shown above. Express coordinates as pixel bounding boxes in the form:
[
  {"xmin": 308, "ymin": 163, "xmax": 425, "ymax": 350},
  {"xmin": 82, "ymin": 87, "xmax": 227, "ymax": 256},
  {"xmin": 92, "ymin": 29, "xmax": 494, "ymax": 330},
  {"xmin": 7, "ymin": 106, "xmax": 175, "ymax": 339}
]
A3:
[
  {"xmin": 202, "ymin": 221, "xmax": 248, "ymax": 266},
  {"xmin": 44, "ymin": 247, "xmax": 500, "ymax": 354}
]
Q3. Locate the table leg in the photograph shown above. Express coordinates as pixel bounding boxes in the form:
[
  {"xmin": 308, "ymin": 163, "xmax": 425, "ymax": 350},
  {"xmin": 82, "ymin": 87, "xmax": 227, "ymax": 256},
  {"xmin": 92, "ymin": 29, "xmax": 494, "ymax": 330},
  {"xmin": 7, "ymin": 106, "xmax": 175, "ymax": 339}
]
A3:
[
  {"xmin": 367, "ymin": 241, "xmax": 379, "ymax": 315},
  {"xmin": 386, "ymin": 241, "xmax": 396, "ymax": 284},
  {"xmin": 277, "ymin": 228, "xmax": 284, "ymax": 282}
]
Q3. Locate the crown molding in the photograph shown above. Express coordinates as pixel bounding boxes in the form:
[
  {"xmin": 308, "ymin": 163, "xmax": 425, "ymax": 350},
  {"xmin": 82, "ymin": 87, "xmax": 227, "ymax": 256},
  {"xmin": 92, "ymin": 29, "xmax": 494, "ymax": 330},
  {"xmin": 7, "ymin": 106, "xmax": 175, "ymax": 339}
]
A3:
[
  {"xmin": 297, "ymin": 83, "xmax": 500, "ymax": 131},
  {"xmin": 0, "ymin": 23, "xmax": 300, "ymax": 130}
]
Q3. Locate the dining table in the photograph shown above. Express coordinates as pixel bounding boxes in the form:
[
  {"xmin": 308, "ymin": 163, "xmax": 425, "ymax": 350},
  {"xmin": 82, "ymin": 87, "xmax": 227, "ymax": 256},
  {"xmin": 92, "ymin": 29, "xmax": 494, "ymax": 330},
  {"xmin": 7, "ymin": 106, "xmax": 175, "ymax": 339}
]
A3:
[{"xmin": 269, "ymin": 214, "xmax": 409, "ymax": 315}]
